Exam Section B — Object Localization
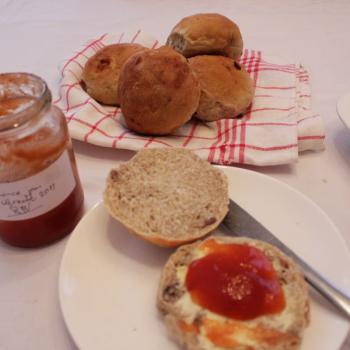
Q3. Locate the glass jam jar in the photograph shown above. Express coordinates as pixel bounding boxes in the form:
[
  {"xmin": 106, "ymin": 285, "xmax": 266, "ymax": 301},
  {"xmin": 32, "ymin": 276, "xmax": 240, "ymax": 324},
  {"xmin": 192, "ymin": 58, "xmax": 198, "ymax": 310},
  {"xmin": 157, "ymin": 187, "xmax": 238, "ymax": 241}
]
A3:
[{"xmin": 0, "ymin": 73, "xmax": 84, "ymax": 248}]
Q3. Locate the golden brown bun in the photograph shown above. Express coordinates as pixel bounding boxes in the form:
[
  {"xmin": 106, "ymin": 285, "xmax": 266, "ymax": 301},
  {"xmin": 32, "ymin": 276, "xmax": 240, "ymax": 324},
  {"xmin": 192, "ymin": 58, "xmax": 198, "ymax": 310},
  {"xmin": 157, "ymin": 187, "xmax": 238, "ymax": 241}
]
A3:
[
  {"xmin": 118, "ymin": 46, "xmax": 200, "ymax": 135},
  {"xmin": 81, "ymin": 43, "xmax": 147, "ymax": 106},
  {"xmin": 103, "ymin": 149, "xmax": 229, "ymax": 247},
  {"xmin": 189, "ymin": 55, "xmax": 255, "ymax": 121},
  {"xmin": 157, "ymin": 236, "xmax": 310, "ymax": 350},
  {"xmin": 166, "ymin": 13, "xmax": 243, "ymax": 59}
]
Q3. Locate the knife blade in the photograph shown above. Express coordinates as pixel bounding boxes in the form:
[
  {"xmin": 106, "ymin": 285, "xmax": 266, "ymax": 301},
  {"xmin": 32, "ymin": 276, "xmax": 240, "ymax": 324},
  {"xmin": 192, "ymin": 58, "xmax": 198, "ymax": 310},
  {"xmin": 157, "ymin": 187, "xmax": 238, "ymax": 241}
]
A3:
[{"xmin": 222, "ymin": 198, "xmax": 350, "ymax": 320}]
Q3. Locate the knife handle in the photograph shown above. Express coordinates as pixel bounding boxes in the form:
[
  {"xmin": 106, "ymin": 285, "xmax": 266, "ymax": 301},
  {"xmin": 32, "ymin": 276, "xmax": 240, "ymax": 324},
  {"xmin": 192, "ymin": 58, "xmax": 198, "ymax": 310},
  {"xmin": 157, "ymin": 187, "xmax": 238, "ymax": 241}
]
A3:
[{"xmin": 302, "ymin": 264, "xmax": 350, "ymax": 320}]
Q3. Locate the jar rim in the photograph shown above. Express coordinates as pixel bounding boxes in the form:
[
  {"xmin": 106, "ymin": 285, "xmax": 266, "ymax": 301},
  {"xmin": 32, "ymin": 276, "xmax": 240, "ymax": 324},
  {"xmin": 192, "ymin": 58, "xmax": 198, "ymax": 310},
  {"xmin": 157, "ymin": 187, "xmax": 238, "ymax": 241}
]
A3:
[{"xmin": 0, "ymin": 72, "xmax": 51, "ymax": 132}]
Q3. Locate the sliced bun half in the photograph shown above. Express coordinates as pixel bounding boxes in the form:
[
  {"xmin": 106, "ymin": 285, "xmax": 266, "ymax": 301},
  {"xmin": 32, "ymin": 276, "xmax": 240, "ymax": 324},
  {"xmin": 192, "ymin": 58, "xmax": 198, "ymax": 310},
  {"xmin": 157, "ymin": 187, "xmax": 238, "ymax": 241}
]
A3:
[{"xmin": 104, "ymin": 149, "xmax": 229, "ymax": 247}]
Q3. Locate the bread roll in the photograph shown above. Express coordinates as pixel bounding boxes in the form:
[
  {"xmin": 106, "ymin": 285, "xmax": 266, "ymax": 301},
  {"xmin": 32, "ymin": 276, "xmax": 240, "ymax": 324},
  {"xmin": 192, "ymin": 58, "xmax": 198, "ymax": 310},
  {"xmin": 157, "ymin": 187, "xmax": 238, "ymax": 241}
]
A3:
[
  {"xmin": 118, "ymin": 46, "xmax": 200, "ymax": 135},
  {"xmin": 166, "ymin": 13, "xmax": 243, "ymax": 60},
  {"xmin": 81, "ymin": 43, "xmax": 147, "ymax": 105},
  {"xmin": 189, "ymin": 55, "xmax": 255, "ymax": 121},
  {"xmin": 157, "ymin": 236, "xmax": 310, "ymax": 350},
  {"xmin": 103, "ymin": 149, "xmax": 229, "ymax": 247}
]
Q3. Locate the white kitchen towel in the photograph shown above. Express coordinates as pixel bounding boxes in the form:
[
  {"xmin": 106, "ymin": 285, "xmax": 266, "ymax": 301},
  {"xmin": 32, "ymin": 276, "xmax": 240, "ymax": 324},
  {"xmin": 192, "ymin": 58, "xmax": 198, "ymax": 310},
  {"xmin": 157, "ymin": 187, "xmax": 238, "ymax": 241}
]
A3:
[{"xmin": 55, "ymin": 30, "xmax": 325, "ymax": 166}]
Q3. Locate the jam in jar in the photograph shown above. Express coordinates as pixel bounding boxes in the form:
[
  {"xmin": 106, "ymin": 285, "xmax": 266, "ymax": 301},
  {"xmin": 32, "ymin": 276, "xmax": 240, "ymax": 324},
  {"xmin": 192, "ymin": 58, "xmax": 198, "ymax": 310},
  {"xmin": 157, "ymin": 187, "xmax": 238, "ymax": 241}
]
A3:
[{"xmin": 0, "ymin": 73, "xmax": 84, "ymax": 248}]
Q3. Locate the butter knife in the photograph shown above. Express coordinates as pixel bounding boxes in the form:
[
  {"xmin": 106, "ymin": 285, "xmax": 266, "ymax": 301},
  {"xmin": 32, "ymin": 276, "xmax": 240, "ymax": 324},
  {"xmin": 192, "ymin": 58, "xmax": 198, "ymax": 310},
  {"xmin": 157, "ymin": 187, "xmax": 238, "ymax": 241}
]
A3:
[{"xmin": 222, "ymin": 199, "xmax": 350, "ymax": 320}]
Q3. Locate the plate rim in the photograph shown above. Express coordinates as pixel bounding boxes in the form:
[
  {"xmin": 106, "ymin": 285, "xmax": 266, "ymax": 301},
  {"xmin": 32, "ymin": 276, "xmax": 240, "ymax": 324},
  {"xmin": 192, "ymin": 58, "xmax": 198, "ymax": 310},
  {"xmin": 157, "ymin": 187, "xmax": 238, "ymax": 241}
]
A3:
[
  {"xmin": 337, "ymin": 91, "xmax": 350, "ymax": 129},
  {"xmin": 58, "ymin": 166, "xmax": 350, "ymax": 349}
]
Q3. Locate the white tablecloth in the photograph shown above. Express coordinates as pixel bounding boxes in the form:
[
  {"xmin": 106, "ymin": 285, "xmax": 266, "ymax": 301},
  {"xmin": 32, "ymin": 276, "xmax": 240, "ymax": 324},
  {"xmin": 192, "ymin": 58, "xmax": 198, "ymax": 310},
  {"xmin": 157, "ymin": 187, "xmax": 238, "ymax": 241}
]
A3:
[{"xmin": 1, "ymin": 0, "xmax": 350, "ymax": 349}]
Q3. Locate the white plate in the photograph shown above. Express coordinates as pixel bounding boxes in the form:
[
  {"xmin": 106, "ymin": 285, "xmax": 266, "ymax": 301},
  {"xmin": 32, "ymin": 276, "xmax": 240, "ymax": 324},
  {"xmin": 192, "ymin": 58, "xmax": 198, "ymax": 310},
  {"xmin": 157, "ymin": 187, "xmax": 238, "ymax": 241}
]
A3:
[
  {"xmin": 337, "ymin": 91, "xmax": 350, "ymax": 129},
  {"xmin": 59, "ymin": 167, "xmax": 350, "ymax": 350}
]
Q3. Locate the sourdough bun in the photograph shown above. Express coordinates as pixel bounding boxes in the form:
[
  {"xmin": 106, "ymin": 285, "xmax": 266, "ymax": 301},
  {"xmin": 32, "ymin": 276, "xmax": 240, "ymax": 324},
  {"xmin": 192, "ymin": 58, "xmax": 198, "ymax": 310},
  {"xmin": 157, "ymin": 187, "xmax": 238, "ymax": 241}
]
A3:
[
  {"xmin": 189, "ymin": 55, "xmax": 255, "ymax": 121},
  {"xmin": 166, "ymin": 13, "xmax": 243, "ymax": 60},
  {"xmin": 81, "ymin": 43, "xmax": 147, "ymax": 105},
  {"xmin": 118, "ymin": 46, "xmax": 200, "ymax": 135},
  {"xmin": 157, "ymin": 236, "xmax": 310, "ymax": 350},
  {"xmin": 103, "ymin": 149, "xmax": 229, "ymax": 247}
]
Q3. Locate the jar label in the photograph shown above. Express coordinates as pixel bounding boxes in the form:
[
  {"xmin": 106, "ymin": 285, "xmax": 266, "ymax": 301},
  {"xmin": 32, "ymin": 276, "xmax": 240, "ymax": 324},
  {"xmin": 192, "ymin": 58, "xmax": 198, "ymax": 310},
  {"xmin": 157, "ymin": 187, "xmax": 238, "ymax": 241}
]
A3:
[{"xmin": 0, "ymin": 151, "xmax": 76, "ymax": 221}]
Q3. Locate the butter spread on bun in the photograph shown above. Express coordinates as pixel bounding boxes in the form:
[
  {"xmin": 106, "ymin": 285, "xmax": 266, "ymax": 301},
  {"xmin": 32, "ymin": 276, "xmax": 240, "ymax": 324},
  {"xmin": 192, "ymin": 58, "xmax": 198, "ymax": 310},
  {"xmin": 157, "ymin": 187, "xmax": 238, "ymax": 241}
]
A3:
[{"xmin": 157, "ymin": 236, "xmax": 310, "ymax": 350}]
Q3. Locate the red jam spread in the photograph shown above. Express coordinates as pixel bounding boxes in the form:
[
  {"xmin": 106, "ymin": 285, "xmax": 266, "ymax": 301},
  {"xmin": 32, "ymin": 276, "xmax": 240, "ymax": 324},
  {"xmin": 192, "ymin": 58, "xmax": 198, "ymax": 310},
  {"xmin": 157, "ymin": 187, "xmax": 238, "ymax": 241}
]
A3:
[
  {"xmin": 185, "ymin": 239, "xmax": 286, "ymax": 320},
  {"xmin": 0, "ymin": 97, "xmax": 35, "ymax": 117}
]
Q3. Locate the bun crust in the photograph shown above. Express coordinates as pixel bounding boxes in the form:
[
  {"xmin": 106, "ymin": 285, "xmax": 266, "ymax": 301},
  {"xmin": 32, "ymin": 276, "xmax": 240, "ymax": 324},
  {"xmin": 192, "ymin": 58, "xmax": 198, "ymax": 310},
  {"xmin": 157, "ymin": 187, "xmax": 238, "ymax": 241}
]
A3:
[
  {"xmin": 118, "ymin": 46, "xmax": 200, "ymax": 135},
  {"xmin": 189, "ymin": 55, "xmax": 255, "ymax": 121},
  {"xmin": 157, "ymin": 236, "xmax": 310, "ymax": 350},
  {"xmin": 166, "ymin": 13, "xmax": 243, "ymax": 60},
  {"xmin": 103, "ymin": 149, "xmax": 229, "ymax": 247},
  {"xmin": 81, "ymin": 43, "xmax": 147, "ymax": 105}
]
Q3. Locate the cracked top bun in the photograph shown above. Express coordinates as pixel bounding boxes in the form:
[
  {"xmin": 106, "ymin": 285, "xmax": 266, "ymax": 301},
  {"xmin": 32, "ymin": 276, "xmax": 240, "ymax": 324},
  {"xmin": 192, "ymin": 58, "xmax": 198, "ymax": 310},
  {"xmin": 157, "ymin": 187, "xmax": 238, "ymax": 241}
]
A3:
[{"xmin": 166, "ymin": 13, "xmax": 243, "ymax": 60}]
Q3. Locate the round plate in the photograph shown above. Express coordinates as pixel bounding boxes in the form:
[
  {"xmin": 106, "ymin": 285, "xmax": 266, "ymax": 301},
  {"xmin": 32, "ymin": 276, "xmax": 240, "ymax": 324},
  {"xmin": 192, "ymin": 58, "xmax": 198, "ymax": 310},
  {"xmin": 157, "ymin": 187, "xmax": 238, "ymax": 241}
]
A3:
[
  {"xmin": 337, "ymin": 91, "xmax": 350, "ymax": 129},
  {"xmin": 59, "ymin": 167, "xmax": 350, "ymax": 350}
]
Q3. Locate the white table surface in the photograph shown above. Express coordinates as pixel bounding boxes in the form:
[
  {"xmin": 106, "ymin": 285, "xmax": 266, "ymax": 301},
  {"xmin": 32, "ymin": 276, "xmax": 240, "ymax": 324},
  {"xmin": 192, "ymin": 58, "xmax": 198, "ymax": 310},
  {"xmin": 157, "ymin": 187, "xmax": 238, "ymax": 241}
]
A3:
[{"xmin": 1, "ymin": 0, "xmax": 350, "ymax": 349}]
